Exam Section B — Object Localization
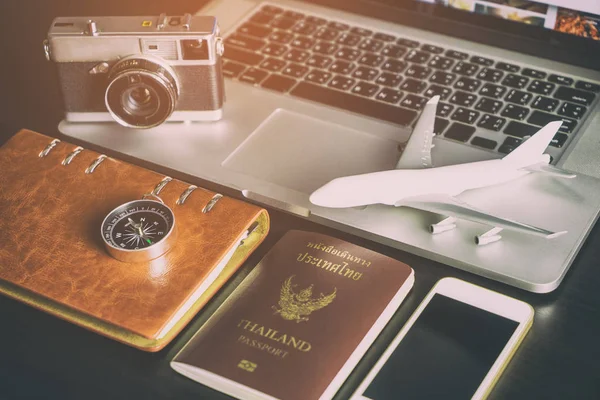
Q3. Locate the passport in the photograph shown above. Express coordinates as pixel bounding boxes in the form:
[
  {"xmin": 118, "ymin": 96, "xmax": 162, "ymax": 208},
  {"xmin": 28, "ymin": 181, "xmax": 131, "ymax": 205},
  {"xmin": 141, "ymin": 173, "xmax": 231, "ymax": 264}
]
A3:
[{"xmin": 171, "ymin": 230, "xmax": 414, "ymax": 400}]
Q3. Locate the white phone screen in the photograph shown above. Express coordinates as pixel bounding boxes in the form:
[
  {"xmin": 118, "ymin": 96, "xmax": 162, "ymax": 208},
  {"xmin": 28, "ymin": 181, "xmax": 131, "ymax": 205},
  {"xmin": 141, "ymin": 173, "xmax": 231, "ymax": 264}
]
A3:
[{"xmin": 362, "ymin": 293, "xmax": 519, "ymax": 399}]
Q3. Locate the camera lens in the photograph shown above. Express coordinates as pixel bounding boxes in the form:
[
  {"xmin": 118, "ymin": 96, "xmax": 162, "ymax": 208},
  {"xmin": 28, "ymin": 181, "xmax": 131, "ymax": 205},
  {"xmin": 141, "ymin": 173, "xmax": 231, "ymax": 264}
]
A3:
[{"xmin": 105, "ymin": 56, "xmax": 179, "ymax": 129}]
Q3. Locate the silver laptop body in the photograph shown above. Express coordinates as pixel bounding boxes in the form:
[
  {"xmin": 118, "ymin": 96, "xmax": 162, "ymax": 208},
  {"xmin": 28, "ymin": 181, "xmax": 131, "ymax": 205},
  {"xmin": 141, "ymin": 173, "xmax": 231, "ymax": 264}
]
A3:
[{"xmin": 59, "ymin": 0, "xmax": 600, "ymax": 292}]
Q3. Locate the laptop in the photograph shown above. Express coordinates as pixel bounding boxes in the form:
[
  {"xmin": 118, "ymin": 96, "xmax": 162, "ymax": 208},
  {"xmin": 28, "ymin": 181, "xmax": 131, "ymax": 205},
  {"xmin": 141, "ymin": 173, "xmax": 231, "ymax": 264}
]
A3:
[{"xmin": 59, "ymin": 0, "xmax": 600, "ymax": 292}]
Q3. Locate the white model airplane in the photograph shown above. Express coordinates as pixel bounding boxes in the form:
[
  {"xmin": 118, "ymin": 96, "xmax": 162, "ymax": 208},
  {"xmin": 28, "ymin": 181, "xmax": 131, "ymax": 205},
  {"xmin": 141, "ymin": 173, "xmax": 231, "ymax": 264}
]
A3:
[{"xmin": 309, "ymin": 96, "xmax": 576, "ymax": 245}]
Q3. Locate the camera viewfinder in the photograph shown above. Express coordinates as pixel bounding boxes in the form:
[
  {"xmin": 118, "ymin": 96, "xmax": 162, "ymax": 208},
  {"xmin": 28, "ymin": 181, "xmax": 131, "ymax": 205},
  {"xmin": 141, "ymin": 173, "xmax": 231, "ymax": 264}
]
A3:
[{"xmin": 181, "ymin": 39, "xmax": 209, "ymax": 60}]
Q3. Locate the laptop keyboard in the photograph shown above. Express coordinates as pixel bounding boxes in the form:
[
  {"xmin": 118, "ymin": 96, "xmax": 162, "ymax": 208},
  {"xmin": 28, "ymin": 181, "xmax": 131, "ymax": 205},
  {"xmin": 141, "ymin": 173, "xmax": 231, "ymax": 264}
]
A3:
[{"xmin": 222, "ymin": 3, "xmax": 600, "ymax": 158}]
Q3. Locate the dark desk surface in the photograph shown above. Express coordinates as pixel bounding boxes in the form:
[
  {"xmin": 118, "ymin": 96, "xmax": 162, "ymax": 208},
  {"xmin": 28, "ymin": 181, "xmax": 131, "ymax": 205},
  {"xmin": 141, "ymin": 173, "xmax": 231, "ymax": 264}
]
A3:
[{"xmin": 1, "ymin": 1, "xmax": 599, "ymax": 399}]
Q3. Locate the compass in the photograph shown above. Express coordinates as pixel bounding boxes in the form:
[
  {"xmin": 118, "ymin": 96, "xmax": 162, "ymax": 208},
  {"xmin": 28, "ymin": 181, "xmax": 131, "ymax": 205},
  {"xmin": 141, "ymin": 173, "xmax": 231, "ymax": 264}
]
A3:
[{"xmin": 101, "ymin": 197, "xmax": 176, "ymax": 262}]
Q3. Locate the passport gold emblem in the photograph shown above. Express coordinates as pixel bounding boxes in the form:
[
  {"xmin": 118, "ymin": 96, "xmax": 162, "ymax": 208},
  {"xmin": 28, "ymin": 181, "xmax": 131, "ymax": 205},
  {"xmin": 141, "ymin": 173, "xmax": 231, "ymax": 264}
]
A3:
[
  {"xmin": 273, "ymin": 275, "xmax": 337, "ymax": 323},
  {"xmin": 238, "ymin": 359, "xmax": 257, "ymax": 372}
]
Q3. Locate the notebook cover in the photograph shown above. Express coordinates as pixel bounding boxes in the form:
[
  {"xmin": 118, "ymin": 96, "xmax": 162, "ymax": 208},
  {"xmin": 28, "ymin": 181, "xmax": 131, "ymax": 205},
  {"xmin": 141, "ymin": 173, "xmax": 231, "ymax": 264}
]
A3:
[
  {"xmin": 171, "ymin": 230, "xmax": 414, "ymax": 400},
  {"xmin": 0, "ymin": 129, "xmax": 269, "ymax": 351}
]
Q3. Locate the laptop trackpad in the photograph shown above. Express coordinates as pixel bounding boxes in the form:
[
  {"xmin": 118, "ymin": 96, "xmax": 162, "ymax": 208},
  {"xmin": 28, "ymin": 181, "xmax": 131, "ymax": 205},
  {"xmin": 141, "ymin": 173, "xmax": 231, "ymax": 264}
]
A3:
[{"xmin": 222, "ymin": 109, "xmax": 400, "ymax": 194}]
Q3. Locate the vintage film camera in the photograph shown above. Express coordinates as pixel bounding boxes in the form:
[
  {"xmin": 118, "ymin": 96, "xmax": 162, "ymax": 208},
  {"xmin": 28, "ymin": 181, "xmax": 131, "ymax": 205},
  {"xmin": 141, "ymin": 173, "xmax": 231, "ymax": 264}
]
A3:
[{"xmin": 44, "ymin": 14, "xmax": 225, "ymax": 129}]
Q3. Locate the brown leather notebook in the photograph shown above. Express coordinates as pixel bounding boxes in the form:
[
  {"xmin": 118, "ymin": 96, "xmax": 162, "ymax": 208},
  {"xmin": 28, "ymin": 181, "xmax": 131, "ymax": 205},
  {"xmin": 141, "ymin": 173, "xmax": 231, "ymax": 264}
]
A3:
[
  {"xmin": 0, "ymin": 129, "xmax": 269, "ymax": 351},
  {"xmin": 171, "ymin": 230, "xmax": 414, "ymax": 400}
]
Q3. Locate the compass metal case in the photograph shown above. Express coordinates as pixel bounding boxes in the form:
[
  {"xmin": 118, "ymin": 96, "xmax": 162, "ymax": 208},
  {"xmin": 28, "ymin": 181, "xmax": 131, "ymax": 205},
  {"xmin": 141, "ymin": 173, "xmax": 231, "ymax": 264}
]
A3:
[{"xmin": 101, "ymin": 199, "xmax": 177, "ymax": 263}]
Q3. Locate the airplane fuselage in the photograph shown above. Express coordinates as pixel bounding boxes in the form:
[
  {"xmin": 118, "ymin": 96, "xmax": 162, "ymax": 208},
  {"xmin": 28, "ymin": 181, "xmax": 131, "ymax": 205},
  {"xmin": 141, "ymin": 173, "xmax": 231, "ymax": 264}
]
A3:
[{"xmin": 310, "ymin": 157, "xmax": 546, "ymax": 208}]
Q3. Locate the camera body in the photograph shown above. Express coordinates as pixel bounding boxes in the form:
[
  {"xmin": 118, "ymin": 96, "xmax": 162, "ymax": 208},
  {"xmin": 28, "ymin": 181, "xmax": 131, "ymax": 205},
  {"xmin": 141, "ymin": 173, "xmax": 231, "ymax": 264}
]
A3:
[{"xmin": 45, "ymin": 14, "xmax": 225, "ymax": 128}]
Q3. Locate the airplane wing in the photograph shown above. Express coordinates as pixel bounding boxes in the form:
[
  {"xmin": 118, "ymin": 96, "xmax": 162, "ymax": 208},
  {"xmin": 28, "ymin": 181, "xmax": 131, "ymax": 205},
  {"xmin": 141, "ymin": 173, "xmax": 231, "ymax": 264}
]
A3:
[
  {"xmin": 396, "ymin": 193, "xmax": 566, "ymax": 239},
  {"xmin": 520, "ymin": 162, "xmax": 576, "ymax": 178},
  {"xmin": 395, "ymin": 96, "xmax": 439, "ymax": 170}
]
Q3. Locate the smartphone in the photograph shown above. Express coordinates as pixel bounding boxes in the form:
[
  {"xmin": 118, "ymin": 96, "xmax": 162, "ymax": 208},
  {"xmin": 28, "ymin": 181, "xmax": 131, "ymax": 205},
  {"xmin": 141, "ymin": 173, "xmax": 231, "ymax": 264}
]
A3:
[{"xmin": 351, "ymin": 277, "xmax": 533, "ymax": 400}]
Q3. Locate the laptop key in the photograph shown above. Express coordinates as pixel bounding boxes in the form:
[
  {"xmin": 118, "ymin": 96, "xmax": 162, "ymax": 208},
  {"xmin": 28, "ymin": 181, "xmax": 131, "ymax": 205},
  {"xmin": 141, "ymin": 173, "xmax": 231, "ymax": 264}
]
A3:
[
  {"xmin": 553, "ymin": 87, "xmax": 596, "ymax": 106},
  {"xmin": 548, "ymin": 74, "xmax": 574, "ymax": 86},
  {"xmin": 259, "ymin": 58, "xmax": 287, "ymax": 72},
  {"xmin": 306, "ymin": 16, "xmax": 327, "ymax": 25},
  {"xmin": 284, "ymin": 49, "xmax": 310, "ymax": 63},
  {"xmin": 358, "ymin": 39, "xmax": 384, "ymax": 53},
  {"xmin": 269, "ymin": 31, "xmax": 294, "ymax": 44},
  {"xmin": 224, "ymin": 46, "xmax": 264, "ymax": 66},
  {"xmin": 528, "ymin": 80, "xmax": 555, "ymax": 96},
  {"xmin": 225, "ymin": 34, "xmax": 266, "ymax": 51},
  {"xmin": 471, "ymin": 137, "xmax": 497, "ymax": 150},
  {"xmin": 475, "ymin": 98, "xmax": 503, "ymax": 113},
  {"xmin": 406, "ymin": 50, "xmax": 430, "ymax": 64},
  {"xmin": 328, "ymin": 21, "xmax": 350, "ymax": 30},
  {"xmin": 381, "ymin": 59, "xmax": 408, "ymax": 73},
  {"xmin": 528, "ymin": 110, "xmax": 577, "ymax": 133},
  {"xmin": 428, "ymin": 56, "xmax": 454, "ymax": 70},
  {"xmin": 250, "ymin": 12, "xmax": 275, "ymax": 25},
  {"xmin": 471, "ymin": 56, "xmax": 494, "ymax": 67},
  {"xmin": 479, "ymin": 83, "xmax": 506, "ymax": 99},
  {"xmin": 374, "ymin": 33, "xmax": 396, "ymax": 42},
  {"xmin": 261, "ymin": 74, "xmax": 297, "ymax": 92},
  {"xmin": 550, "ymin": 133, "xmax": 569, "ymax": 148},
  {"xmin": 354, "ymin": 66, "xmax": 380, "ymax": 81},
  {"xmin": 476, "ymin": 68, "xmax": 504, "ymax": 83},
  {"xmin": 531, "ymin": 95, "xmax": 559, "ymax": 112},
  {"xmin": 506, "ymin": 89, "xmax": 533, "ymax": 106},
  {"xmin": 282, "ymin": 63, "xmax": 309, "ymax": 78},
  {"xmin": 424, "ymin": 84, "xmax": 452, "ymax": 101},
  {"xmin": 434, "ymin": 118, "xmax": 450, "ymax": 134},
  {"xmin": 328, "ymin": 76, "xmax": 356, "ymax": 91},
  {"xmin": 449, "ymin": 91, "xmax": 478, "ymax": 107},
  {"xmin": 337, "ymin": 33, "xmax": 362, "ymax": 47},
  {"xmin": 382, "ymin": 45, "xmax": 408, "ymax": 59},
  {"xmin": 305, "ymin": 69, "xmax": 332, "ymax": 85},
  {"xmin": 498, "ymin": 137, "xmax": 523, "ymax": 154},
  {"xmin": 222, "ymin": 61, "xmax": 246, "ymax": 78},
  {"xmin": 430, "ymin": 71, "xmax": 457, "ymax": 86},
  {"xmin": 405, "ymin": 65, "xmax": 432, "ymax": 80},
  {"xmin": 445, "ymin": 123, "xmax": 476, "ymax": 142},
  {"xmin": 282, "ymin": 10, "xmax": 304, "ymax": 20},
  {"xmin": 376, "ymin": 88, "xmax": 403, "ymax": 104},
  {"xmin": 306, "ymin": 55, "xmax": 333, "ymax": 69},
  {"xmin": 375, "ymin": 72, "xmax": 402, "ymax": 87},
  {"xmin": 445, "ymin": 50, "xmax": 469, "ymax": 60},
  {"xmin": 262, "ymin": 43, "xmax": 287, "ymax": 57},
  {"xmin": 522, "ymin": 68, "xmax": 547, "ymax": 79},
  {"xmin": 400, "ymin": 79, "xmax": 427, "ymax": 94},
  {"xmin": 270, "ymin": 17, "xmax": 296, "ymax": 30},
  {"xmin": 437, "ymin": 103, "xmax": 454, "ymax": 118},
  {"xmin": 502, "ymin": 74, "xmax": 529, "ymax": 89},
  {"xmin": 313, "ymin": 42, "xmax": 338, "ymax": 55},
  {"xmin": 477, "ymin": 114, "xmax": 506, "ymax": 131},
  {"xmin": 451, "ymin": 107, "xmax": 480, "ymax": 124},
  {"xmin": 239, "ymin": 68, "xmax": 269, "ymax": 85},
  {"xmin": 291, "ymin": 36, "xmax": 314, "ymax": 50},
  {"xmin": 452, "ymin": 62, "xmax": 479, "ymax": 76},
  {"xmin": 575, "ymin": 81, "xmax": 600, "ymax": 93},
  {"xmin": 329, "ymin": 61, "xmax": 355, "ymax": 75},
  {"xmin": 292, "ymin": 22, "xmax": 318, "ymax": 35},
  {"xmin": 358, "ymin": 53, "xmax": 385, "ymax": 67},
  {"xmin": 422, "ymin": 44, "xmax": 444, "ymax": 54},
  {"xmin": 558, "ymin": 102, "xmax": 587, "ymax": 120},
  {"xmin": 504, "ymin": 121, "xmax": 538, "ymax": 138},
  {"xmin": 291, "ymin": 82, "xmax": 418, "ymax": 125},
  {"xmin": 351, "ymin": 82, "xmax": 380, "ymax": 97},
  {"xmin": 397, "ymin": 38, "xmax": 420, "ymax": 48},
  {"xmin": 238, "ymin": 23, "xmax": 272, "ymax": 38},
  {"xmin": 501, "ymin": 104, "xmax": 529, "ymax": 120},
  {"xmin": 350, "ymin": 27, "xmax": 372, "ymax": 36},
  {"xmin": 335, "ymin": 47, "xmax": 362, "ymax": 61},
  {"xmin": 315, "ymin": 27, "xmax": 339, "ymax": 42},
  {"xmin": 401, "ymin": 94, "xmax": 429, "ymax": 110},
  {"xmin": 496, "ymin": 62, "xmax": 520, "ymax": 73},
  {"xmin": 454, "ymin": 77, "xmax": 481, "ymax": 92}
]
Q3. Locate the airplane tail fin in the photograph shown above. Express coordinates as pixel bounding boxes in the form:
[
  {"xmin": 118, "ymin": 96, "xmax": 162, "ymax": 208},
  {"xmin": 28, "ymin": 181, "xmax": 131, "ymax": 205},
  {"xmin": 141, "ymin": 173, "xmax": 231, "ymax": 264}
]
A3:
[
  {"xmin": 502, "ymin": 121, "xmax": 562, "ymax": 167},
  {"xmin": 395, "ymin": 96, "xmax": 439, "ymax": 169}
]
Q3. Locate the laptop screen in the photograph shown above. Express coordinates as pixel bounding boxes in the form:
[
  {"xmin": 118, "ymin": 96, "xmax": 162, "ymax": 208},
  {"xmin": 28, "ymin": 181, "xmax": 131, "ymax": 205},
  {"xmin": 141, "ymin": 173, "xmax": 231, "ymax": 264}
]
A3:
[{"xmin": 418, "ymin": 0, "xmax": 599, "ymax": 42}]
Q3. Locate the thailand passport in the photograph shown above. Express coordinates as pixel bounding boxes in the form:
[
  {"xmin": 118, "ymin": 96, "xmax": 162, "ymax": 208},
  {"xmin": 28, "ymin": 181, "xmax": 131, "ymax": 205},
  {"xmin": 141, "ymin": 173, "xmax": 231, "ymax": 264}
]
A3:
[{"xmin": 171, "ymin": 230, "xmax": 414, "ymax": 400}]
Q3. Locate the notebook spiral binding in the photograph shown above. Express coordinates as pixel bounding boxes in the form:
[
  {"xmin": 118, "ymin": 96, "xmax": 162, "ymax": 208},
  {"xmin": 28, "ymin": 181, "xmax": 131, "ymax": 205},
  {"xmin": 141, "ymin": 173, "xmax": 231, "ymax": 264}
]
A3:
[{"xmin": 39, "ymin": 139, "xmax": 224, "ymax": 213}]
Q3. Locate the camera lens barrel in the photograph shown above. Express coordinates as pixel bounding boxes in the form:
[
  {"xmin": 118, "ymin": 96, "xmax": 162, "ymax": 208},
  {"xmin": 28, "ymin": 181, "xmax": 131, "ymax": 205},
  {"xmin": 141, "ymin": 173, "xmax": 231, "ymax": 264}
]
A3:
[{"xmin": 105, "ymin": 56, "xmax": 179, "ymax": 129}]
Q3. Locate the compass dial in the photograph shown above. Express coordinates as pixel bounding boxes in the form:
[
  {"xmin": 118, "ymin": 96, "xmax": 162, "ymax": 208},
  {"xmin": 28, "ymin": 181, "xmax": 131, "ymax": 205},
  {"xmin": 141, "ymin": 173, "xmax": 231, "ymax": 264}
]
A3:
[{"xmin": 101, "ymin": 199, "xmax": 176, "ymax": 262}]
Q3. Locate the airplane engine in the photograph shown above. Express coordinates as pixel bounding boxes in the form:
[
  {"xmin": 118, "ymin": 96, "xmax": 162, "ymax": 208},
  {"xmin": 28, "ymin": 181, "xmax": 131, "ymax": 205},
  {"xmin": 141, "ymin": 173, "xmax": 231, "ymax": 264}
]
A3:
[{"xmin": 475, "ymin": 227, "xmax": 503, "ymax": 246}]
